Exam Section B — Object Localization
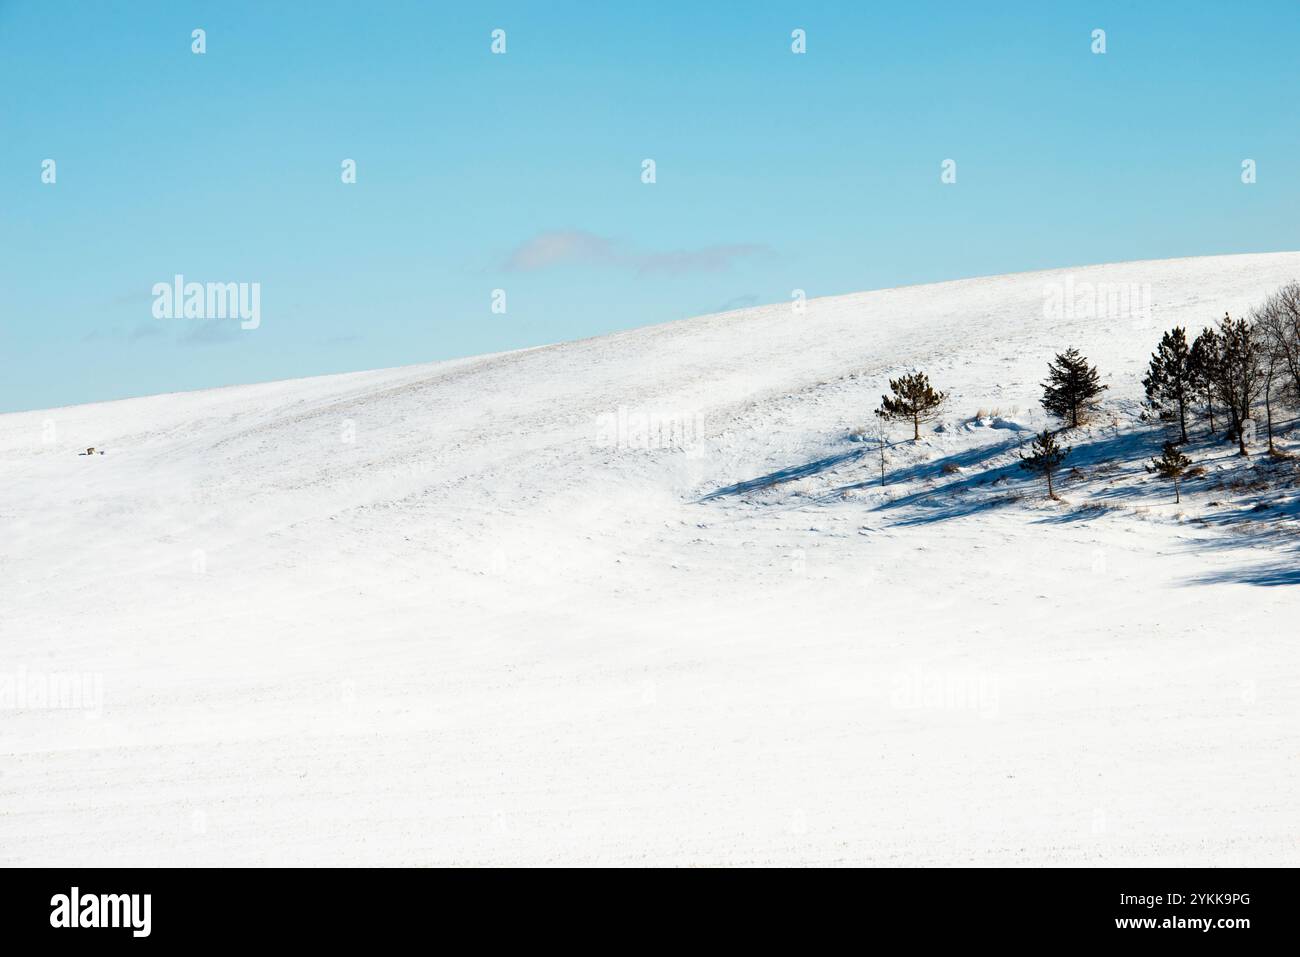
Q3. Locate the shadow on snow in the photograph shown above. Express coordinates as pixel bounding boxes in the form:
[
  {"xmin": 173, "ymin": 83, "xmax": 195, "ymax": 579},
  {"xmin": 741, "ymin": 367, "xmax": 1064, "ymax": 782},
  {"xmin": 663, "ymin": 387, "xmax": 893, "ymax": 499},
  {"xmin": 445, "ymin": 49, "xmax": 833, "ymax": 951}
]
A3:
[{"xmin": 697, "ymin": 420, "xmax": 1300, "ymax": 585}]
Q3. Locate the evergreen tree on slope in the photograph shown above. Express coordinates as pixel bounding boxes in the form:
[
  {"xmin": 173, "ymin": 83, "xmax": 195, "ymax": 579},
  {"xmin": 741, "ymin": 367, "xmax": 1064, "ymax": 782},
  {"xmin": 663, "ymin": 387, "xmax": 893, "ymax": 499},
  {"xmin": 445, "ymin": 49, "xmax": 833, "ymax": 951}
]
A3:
[
  {"xmin": 1041, "ymin": 347, "xmax": 1107, "ymax": 428},
  {"xmin": 1142, "ymin": 327, "xmax": 1193, "ymax": 443}
]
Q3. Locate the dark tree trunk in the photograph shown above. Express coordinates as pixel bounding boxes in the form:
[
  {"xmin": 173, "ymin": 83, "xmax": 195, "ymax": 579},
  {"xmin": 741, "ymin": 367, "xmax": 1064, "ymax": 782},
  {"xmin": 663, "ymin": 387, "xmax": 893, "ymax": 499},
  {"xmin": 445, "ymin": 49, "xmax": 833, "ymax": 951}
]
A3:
[
  {"xmin": 1265, "ymin": 383, "xmax": 1275, "ymax": 454},
  {"xmin": 1177, "ymin": 395, "xmax": 1187, "ymax": 444}
]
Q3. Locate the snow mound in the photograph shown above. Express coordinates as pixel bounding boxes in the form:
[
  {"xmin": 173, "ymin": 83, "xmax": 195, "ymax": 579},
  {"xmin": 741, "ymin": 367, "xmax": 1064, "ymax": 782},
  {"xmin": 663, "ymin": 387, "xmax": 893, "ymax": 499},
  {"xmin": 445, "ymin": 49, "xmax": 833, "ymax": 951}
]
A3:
[{"xmin": 962, "ymin": 415, "xmax": 1030, "ymax": 432}]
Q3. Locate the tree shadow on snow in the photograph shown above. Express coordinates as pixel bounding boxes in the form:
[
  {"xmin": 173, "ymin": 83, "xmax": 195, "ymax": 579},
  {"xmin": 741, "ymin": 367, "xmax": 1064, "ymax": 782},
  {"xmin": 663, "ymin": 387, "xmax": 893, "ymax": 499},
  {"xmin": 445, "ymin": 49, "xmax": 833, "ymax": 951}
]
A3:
[
  {"xmin": 696, "ymin": 443, "xmax": 887, "ymax": 502},
  {"xmin": 830, "ymin": 437, "xmax": 1030, "ymax": 526},
  {"xmin": 1026, "ymin": 429, "xmax": 1300, "ymax": 584},
  {"xmin": 1184, "ymin": 560, "xmax": 1300, "ymax": 586},
  {"xmin": 1171, "ymin": 466, "xmax": 1300, "ymax": 586},
  {"xmin": 696, "ymin": 419, "xmax": 1300, "ymax": 585}
]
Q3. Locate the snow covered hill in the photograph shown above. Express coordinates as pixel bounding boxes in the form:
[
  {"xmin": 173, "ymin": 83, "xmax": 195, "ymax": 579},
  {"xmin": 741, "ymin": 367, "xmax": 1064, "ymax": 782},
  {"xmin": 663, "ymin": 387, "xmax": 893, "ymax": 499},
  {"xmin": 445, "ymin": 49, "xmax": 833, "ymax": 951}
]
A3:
[{"xmin": 3, "ymin": 252, "xmax": 1298, "ymax": 866}]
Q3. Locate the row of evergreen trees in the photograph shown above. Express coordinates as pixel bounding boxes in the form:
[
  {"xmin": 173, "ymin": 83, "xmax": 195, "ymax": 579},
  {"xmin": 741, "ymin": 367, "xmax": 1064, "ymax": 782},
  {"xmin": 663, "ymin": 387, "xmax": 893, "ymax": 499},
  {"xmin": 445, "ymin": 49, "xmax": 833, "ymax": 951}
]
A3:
[
  {"xmin": 872, "ymin": 347, "xmax": 1110, "ymax": 446},
  {"xmin": 871, "ymin": 349, "xmax": 1109, "ymax": 498},
  {"xmin": 873, "ymin": 281, "xmax": 1300, "ymax": 500},
  {"xmin": 1141, "ymin": 284, "xmax": 1300, "ymax": 457}
]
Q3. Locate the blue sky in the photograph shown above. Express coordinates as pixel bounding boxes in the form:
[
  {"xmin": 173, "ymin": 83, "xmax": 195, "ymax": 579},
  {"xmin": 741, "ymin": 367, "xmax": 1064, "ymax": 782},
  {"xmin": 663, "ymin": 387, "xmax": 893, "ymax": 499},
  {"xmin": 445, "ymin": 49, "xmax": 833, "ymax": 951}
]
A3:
[{"xmin": 2, "ymin": 1, "xmax": 1297, "ymax": 412}]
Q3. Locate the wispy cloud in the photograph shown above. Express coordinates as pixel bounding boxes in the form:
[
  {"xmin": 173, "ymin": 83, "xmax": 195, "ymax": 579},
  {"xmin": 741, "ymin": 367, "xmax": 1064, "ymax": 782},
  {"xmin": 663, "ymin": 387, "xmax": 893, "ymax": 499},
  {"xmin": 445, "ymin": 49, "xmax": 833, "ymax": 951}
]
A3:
[
  {"xmin": 503, "ymin": 230, "xmax": 771, "ymax": 277},
  {"xmin": 80, "ymin": 320, "xmax": 248, "ymax": 347},
  {"xmin": 504, "ymin": 230, "xmax": 619, "ymax": 272},
  {"xmin": 81, "ymin": 322, "xmax": 166, "ymax": 345},
  {"xmin": 179, "ymin": 320, "xmax": 243, "ymax": 346},
  {"xmin": 637, "ymin": 245, "xmax": 770, "ymax": 277},
  {"xmin": 128, "ymin": 322, "xmax": 165, "ymax": 343}
]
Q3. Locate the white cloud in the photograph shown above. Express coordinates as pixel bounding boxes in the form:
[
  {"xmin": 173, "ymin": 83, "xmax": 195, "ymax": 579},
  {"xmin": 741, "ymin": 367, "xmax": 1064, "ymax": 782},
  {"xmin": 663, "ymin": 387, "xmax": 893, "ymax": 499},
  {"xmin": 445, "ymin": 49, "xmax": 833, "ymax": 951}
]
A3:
[{"xmin": 504, "ymin": 230, "xmax": 771, "ymax": 277}]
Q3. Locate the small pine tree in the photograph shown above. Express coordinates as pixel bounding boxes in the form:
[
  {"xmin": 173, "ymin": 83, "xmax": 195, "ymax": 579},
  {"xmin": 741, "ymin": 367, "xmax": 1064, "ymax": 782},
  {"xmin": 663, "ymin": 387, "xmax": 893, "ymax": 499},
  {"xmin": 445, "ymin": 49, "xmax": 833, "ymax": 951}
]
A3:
[
  {"xmin": 1146, "ymin": 441, "xmax": 1192, "ymax": 503},
  {"xmin": 1019, "ymin": 428, "xmax": 1070, "ymax": 499},
  {"xmin": 1142, "ymin": 326, "xmax": 1193, "ymax": 443},
  {"xmin": 876, "ymin": 372, "xmax": 947, "ymax": 441},
  {"xmin": 1041, "ymin": 347, "xmax": 1107, "ymax": 428}
]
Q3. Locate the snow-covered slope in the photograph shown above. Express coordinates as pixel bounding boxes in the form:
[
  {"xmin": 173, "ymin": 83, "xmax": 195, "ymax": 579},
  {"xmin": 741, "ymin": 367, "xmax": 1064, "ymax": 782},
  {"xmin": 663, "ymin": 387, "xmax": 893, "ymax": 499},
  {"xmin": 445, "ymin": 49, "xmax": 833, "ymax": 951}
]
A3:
[{"xmin": 3, "ymin": 252, "xmax": 1298, "ymax": 866}]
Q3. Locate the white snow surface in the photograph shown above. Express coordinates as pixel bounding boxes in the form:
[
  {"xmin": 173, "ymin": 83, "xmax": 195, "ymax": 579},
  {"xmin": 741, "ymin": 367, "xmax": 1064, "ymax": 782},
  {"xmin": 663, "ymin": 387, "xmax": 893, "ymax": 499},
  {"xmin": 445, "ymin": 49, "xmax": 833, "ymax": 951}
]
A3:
[{"xmin": 3, "ymin": 252, "xmax": 1298, "ymax": 866}]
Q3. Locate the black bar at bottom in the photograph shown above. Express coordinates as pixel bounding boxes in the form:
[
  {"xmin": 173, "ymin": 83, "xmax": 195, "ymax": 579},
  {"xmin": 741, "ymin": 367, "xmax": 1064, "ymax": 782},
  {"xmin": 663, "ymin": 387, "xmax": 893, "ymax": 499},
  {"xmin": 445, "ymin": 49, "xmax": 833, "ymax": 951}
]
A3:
[{"xmin": 0, "ymin": 867, "xmax": 1286, "ymax": 946}]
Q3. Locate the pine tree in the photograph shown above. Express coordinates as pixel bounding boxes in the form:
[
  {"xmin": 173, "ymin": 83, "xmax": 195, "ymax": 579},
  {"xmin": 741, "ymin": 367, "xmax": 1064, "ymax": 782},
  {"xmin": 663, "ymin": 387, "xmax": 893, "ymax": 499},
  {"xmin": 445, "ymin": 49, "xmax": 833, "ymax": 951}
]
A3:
[
  {"xmin": 1189, "ymin": 327, "xmax": 1222, "ymax": 435},
  {"xmin": 1142, "ymin": 327, "xmax": 1193, "ymax": 443},
  {"xmin": 1146, "ymin": 441, "xmax": 1192, "ymax": 504},
  {"xmin": 1213, "ymin": 312, "xmax": 1264, "ymax": 455},
  {"xmin": 876, "ymin": 372, "xmax": 947, "ymax": 441},
  {"xmin": 1040, "ymin": 347, "xmax": 1107, "ymax": 428},
  {"xmin": 1019, "ymin": 428, "xmax": 1070, "ymax": 499}
]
